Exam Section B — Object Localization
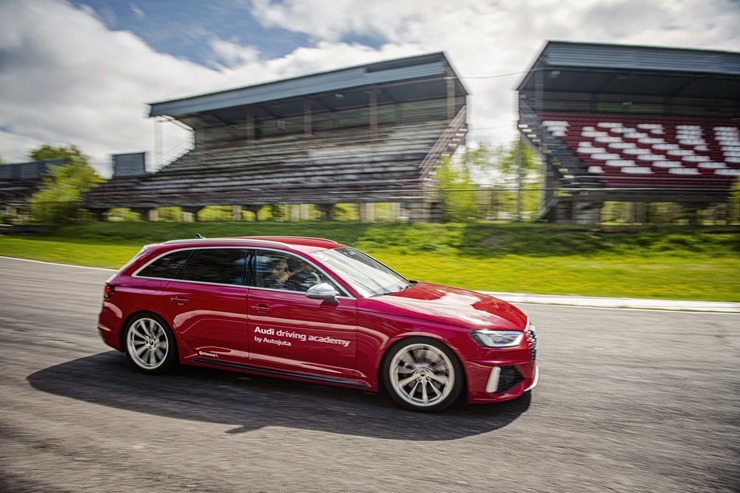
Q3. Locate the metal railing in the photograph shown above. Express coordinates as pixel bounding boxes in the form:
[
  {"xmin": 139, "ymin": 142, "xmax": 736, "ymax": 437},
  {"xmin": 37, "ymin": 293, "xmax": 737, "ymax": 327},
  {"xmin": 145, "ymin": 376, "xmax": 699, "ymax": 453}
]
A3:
[{"xmin": 418, "ymin": 106, "xmax": 468, "ymax": 179}]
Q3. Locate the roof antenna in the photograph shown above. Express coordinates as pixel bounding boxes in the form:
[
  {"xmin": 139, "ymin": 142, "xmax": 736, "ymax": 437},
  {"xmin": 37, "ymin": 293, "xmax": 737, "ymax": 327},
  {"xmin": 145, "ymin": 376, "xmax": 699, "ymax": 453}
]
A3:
[{"xmin": 195, "ymin": 233, "xmax": 205, "ymax": 239}]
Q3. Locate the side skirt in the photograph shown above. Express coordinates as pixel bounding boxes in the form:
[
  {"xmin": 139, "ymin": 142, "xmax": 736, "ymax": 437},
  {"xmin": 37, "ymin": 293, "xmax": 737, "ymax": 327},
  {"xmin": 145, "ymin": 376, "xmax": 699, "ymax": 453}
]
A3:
[{"xmin": 191, "ymin": 357, "xmax": 369, "ymax": 388}]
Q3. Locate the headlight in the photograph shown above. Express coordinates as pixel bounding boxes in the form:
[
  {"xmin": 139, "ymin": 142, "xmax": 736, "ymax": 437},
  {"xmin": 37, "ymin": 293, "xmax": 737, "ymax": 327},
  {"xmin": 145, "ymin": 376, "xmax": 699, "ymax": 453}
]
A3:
[{"xmin": 471, "ymin": 329, "xmax": 524, "ymax": 348}]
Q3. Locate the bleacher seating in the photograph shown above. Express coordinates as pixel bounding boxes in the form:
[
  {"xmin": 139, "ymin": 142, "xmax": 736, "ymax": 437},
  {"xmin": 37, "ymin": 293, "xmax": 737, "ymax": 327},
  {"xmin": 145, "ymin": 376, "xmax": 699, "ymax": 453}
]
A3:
[
  {"xmin": 540, "ymin": 112, "xmax": 740, "ymax": 189},
  {"xmin": 0, "ymin": 159, "xmax": 68, "ymax": 206},
  {"xmin": 84, "ymin": 119, "xmax": 454, "ymax": 208},
  {"xmin": 0, "ymin": 180, "xmax": 45, "ymax": 202}
]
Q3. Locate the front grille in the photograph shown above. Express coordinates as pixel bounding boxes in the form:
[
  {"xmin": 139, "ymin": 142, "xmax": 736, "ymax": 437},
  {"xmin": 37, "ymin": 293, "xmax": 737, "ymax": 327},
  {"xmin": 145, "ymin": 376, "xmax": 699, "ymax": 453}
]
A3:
[
  {"xmin": 496, "ymin": 366, "xmax": 523, "ymax": 393},
  {"xmin": 526, "ymin": 325, "xmax": 538, "ymax": 360}
]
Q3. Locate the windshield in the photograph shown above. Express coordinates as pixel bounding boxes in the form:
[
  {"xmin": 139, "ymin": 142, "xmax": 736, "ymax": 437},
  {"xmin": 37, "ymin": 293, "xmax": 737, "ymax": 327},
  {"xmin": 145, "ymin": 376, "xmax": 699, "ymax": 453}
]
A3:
[{"xmin": 310, "ymin": 247, "xmax": 411, "ymax": 297}]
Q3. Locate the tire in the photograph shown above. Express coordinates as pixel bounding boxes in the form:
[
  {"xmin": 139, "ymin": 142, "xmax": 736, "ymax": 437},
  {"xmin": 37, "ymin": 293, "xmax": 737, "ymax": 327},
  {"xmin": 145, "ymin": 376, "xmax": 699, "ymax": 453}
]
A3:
[
  {"xmin": 382, "ymin": 337, "xmax": 463, "ymax": 412},
  {"xmin": 124, "ymin": 313, "xmax": 178, "ymax": 374}
]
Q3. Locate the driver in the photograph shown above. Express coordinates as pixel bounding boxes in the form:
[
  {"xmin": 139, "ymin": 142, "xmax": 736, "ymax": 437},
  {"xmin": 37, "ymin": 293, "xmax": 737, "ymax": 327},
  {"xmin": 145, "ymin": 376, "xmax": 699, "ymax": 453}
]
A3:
[
  {"xmin": 285, "ymin": 258, "xmax": 321, "ymax": 292},
  {"xmin": 263, "ymin": 257, "xmax": 291, "ymax": 289}
]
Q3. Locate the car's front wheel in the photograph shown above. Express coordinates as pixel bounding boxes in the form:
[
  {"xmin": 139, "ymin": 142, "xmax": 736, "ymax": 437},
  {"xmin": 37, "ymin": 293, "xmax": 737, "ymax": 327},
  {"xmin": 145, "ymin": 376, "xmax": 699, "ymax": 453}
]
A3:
[
  {"xmin": 124, "ymin": 313, "xmax": 178, "ymax": 374},
  {"xmin": 383, "ymin": 337, "xmax": 463, "ymax": 412}
]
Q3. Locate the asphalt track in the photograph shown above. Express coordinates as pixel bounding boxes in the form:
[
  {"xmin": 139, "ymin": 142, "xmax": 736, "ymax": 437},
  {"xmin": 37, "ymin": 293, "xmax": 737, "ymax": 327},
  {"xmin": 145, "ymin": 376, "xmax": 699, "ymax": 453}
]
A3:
[{"xmin": 0, "ymin": 256, "xmax": 738, "ymax": 493}]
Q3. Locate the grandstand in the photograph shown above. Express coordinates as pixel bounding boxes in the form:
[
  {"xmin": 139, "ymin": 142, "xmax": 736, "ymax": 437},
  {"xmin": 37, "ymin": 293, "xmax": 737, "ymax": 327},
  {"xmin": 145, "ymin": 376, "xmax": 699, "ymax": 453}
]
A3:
[
  {"xmin": 84, "ymin": 52, "xmax": 468, "ymax": 221},
  {"xmin": 0, "ymin": 159, "xmax": 68, "ymax": 216},
  {"xmin": 517, "ymin": 41, "xmax": 740, "ymax": 223}
]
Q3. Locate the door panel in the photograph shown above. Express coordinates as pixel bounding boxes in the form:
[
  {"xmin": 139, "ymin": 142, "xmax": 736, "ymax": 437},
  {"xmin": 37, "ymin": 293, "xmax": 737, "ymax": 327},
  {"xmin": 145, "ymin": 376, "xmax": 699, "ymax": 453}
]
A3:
[
  {"xmin": 247, "ymin": 288, "xmax": 358, "ymax": 380},
  {"xmin": 158, "ymin": 247, "xmax": 250, "ymax": 363},
  {"xmin": 162, "ymin": 281, "xmax": 249, "ymax": 362}
]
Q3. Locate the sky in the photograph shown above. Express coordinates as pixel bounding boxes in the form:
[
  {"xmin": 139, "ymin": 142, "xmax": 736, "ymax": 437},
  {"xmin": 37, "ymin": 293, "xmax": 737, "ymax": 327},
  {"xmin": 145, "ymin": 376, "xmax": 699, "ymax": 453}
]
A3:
[{"xmin": 0, "ymin": 0, "xmax": 738, "ymax": 177}]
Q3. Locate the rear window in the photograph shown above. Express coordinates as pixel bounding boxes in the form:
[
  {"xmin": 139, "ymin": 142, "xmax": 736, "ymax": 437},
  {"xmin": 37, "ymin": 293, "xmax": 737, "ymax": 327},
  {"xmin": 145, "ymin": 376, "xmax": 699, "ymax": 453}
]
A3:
[
  {"xmin": 179, "ymin": 248, "xmax": 248, "ymax": 285},
  {"xmin": 137, "ymin": 250, "xmax": 192, "ymax": 279}
]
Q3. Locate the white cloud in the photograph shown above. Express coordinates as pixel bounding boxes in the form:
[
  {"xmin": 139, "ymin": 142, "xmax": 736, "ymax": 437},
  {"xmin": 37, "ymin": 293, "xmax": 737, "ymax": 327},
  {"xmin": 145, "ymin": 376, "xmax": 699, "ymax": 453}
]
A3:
[
  {"xmin": 208, "ymin": 38, "xmax": 261, "ymax": 69},
  {"xmin": 0, "ymin": 0, "xmax": 223, "ymax": 174},
  {"xmin": 130, "ymin": 3, "xmax": 145, "ymax": 21},
  {"xmin": 0, "ymin": 0, "xmax": 738, "ymax": 176}
]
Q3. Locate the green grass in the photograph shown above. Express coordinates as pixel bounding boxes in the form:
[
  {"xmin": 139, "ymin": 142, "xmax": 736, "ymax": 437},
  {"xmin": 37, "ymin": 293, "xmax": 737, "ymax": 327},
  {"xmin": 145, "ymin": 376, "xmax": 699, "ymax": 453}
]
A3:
[
  {"xmin": 0, "ymin": 237, "xmax": 140, "ymax": 269},
  {"xmin": 1, "ymin": 221, "xmax": 738, "ymax": 301}
]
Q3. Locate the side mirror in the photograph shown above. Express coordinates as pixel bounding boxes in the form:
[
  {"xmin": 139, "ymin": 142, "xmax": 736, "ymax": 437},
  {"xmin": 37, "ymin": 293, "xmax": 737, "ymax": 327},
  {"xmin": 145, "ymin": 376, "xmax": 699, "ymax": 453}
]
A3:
[{"xmin": 306, "ymin": 283, "xmax": 339, "ymax": 304}]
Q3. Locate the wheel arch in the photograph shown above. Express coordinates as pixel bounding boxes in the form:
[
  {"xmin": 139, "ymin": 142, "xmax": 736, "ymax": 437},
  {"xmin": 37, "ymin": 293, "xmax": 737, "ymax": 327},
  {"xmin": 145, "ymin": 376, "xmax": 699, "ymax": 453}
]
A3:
[
  {"xmin": 118, "ymin": 309, "xmax": 172, "ymax": 353},
  {"xmin": 376, "ymin": 333, "xmax": 468, "ymax": 397},
  {"xmin": 121, "ymin": 310, "xmax": 180, "ymax": 373}
]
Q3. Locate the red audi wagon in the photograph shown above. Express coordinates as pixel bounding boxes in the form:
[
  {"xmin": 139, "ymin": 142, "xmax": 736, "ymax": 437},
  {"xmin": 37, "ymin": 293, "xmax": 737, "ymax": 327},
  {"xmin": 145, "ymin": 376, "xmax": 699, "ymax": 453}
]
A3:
[{"xmin": 97, "ymin": 236, "xmax": 538, "ymax": 412}]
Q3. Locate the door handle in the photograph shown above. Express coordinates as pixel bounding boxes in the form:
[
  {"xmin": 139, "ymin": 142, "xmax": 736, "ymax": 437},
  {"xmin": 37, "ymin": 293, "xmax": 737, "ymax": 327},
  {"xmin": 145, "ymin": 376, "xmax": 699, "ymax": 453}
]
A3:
[
  {"xmin": 170, "ymin": 296, "xmax": 189, "ymax": 306},
  {"xmin": 251, "ymin": 304, "xmax": 270, "ymax": 314}
]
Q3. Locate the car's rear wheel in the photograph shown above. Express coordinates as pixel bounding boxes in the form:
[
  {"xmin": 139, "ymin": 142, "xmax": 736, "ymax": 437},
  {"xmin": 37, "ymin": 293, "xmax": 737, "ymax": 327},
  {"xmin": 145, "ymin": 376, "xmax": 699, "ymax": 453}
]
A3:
[
  {"xmin": 124, "ymin": 314, "xmax": 178, "ymax": 374},
  {"xmin": 383, "ymin": 337, "xmax": 463, "ymax": 412}
]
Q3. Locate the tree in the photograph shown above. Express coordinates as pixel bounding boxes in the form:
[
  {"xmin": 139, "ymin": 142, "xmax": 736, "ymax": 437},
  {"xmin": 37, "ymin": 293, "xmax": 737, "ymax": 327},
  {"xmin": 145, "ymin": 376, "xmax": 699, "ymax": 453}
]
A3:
[
  {"xmin": 467, "ymin": 140, "xmax": 542, "ymax": 221},
  {"xmin": 435, "ymin": 155, "xmax": 478, "ymax": 222},
  {"xmin": 730, "ymin": 176, "xmax": 740, "ymax": 223},
  {"xmin": 29, "ymin": 145, "xmax": 104, "ymax": 222}
]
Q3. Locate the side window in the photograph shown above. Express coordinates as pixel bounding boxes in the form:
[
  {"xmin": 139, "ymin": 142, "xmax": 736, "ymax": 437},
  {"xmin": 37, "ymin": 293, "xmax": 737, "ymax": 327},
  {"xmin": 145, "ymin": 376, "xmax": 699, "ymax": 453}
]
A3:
[
  {"xmin": 137, "ymin": 250, "xmax": 192, "ymax": 279},
  {"xmin": 179, "ymin": 248, "xmax": 247, "ymax": 285},
  {"xmin": 252, "ymin": 249, "xmax": 339, "ymax": 293},
  {"xmin": 253, "ymin": 251, "xmax": 292, "ymax": 289}
]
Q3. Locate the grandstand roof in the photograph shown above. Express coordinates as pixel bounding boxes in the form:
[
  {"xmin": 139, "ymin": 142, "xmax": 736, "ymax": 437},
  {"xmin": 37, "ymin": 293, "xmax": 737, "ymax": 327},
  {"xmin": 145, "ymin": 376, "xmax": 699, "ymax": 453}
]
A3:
[
  {"xmin": 149, "ymin": 52, "xmax": 468, "ymax": 125},
  {"xmin": 0, "ymin": 158, "xmax": 67, "ymax": 180},
  {"xmin": 517, "ymin": 41, "xmax": 740, "ymax": 101},
  {"xmin": 0, "ymin": 158, "xmax": 68, "ymax": 204}
]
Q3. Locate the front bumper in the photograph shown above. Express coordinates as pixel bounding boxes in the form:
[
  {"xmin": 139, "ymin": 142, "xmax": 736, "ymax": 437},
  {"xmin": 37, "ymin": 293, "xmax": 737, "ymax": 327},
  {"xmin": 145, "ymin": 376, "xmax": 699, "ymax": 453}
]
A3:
[
  {"xmin": 466, "ymin": 358, "xmax": 538, "ymax": 403},
  {"xmin": 464, "ymin": 323, "xmax": 538, "ymax": 404}
]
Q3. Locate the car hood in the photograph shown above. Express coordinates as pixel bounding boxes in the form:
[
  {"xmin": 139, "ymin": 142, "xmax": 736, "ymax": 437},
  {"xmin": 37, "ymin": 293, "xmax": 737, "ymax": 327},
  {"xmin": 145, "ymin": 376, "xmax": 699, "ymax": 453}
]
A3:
[{"xmin": 366, "ymin": 282, "xmax": 528, "ymax": 331}]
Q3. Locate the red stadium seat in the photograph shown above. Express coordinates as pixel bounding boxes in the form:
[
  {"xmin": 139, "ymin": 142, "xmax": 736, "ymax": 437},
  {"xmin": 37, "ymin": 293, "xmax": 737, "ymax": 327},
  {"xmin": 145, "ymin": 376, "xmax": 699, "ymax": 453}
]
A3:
[{"xmin": 540, "ymin": 112, "xmax": 740, "ymax": 189}]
